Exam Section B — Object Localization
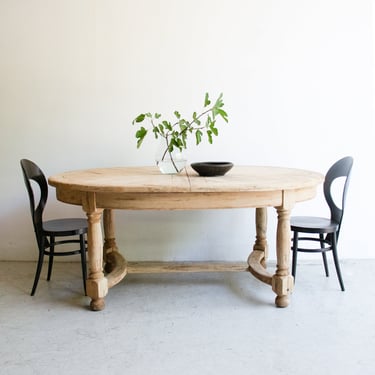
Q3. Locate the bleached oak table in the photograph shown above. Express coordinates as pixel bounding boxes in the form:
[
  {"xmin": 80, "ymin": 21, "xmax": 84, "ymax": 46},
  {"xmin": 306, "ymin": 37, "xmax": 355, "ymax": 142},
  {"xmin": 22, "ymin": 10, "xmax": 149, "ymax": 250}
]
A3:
[{"xmin": 48, "ymin": 165, "xmax": 323, "ymax": 311}]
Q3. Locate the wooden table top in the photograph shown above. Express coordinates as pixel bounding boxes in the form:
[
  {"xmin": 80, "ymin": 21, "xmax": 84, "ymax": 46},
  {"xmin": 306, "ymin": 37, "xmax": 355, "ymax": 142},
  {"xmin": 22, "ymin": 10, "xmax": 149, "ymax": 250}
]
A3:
[{"xmin": 48, "ymin": 165, "xmax": 324, "ymax": 194}]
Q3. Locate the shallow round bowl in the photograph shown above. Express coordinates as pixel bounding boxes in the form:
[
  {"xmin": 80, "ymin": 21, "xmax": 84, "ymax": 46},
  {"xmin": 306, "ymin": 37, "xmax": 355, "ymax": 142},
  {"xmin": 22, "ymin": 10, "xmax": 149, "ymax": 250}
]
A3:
[{"xmin": 190, "ymin": 162, "xmax": 234, "ymax": 177}]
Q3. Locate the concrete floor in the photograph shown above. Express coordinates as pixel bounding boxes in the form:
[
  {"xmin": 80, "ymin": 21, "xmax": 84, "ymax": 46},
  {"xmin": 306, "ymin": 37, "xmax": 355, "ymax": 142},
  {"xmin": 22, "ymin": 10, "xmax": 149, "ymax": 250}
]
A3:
[{"xmin": 1, "ymin": 259, "xmax": 374, "ymax": 375}]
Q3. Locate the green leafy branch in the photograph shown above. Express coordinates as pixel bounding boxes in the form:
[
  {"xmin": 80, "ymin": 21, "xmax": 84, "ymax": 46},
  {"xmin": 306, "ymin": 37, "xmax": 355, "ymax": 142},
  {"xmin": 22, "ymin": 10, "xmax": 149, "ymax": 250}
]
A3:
[{"xmin": 132, "ymin": 93, "xmax": 229, "ymax": 165}]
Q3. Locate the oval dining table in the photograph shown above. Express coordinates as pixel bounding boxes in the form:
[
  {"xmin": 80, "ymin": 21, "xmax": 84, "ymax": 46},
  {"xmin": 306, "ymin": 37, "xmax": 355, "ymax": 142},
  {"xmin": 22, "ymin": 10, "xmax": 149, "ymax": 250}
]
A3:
[{"xmin": 48, "ymin": 165, "xmax": 324, "ymax": 311}]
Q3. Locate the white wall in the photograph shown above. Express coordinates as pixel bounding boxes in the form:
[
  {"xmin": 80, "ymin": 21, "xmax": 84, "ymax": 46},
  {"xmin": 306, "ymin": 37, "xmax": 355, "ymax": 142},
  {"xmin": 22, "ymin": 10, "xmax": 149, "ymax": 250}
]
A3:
[{"xmin": 0, "ymin": 0, "xmax": 373, "ymax": 262}]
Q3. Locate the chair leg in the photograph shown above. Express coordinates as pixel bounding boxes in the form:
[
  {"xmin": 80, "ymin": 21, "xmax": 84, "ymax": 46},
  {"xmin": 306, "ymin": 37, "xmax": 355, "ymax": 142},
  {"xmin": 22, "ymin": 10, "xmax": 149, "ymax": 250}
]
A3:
[
  {"xmin": 47, "ymin": 236, "xmax": 55, "ymax": 281},
  {"xmin": 331, "ymin": 232, "xmax": 345, "ymax": 291},
  {"xmin": 320, "ymin": 234, "xmax": 329, "ymax": 277},
  {"xmin": 79, "ymin": 234, "xmax": 87, "ymax": 295},
  {"xmin": 31, "ymin": 242, "xmax": 45, "ymax": 296},
  {"xmin": 291, "ymin": 231, "xmax": 298, "ymax": 279}
]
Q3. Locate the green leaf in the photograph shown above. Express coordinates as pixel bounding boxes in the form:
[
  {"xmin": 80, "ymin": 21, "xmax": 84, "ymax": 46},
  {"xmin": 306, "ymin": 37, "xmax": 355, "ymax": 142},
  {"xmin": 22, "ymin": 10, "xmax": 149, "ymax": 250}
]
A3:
[
  {"xmin": 193, "ymin": 112, "xmax": 201, "ymax": 125},
  {"xmin": 168, "ymin": 141, "xmax": 174, "ymax": 153},
  {"xmin": 210, "ymin": 124, "xmax": 219, "ymax": 136},
  {"xmin": 204, "ymin": 92, "xmax": 211, "ymax": 107},
  {"xmin": 174, "ymin": 111, "xmax": 181, "ymax": 119},
  {"xmin": 180, "ymin": 124, "xmax": 187, "ymax": 133},
  {"xmin": 177, "ymin": 138, "xmax": 184, "ymax": 148},
  {"xmin": 205, "ymin": 115, "xmax": 213, "ymax": 128},
  {"xmin": 135, "ymin": 127, "xmax": 147, "ymax": 148},
  {"xmin": 163, "ymin": 120, "xmax": 173, "ymax": 131},
  {"xmin": 206, "ymin": 129, "xmax": 213, "ymax": 144},
  {"xmin": 169, "ymin": 138, "xmax": 183, "ymax": 152},
  {"xmin": 213, "ymin": 108, "xmax": 228, "ymax": 122},
  {"xmin": 133, "ymin": 114, "xmax": 145, "ymax": 124},
  {"xmin": 152, "ymin": 127, "xmax": 160, "ymax": 139},
  {"xmin": 155, "ymin": 113, "xmax": 162, "ymax": 119},
  {"xmin": 195, "ymin": 129, "xmax": 203, "ymax": 145},
  {"xmin": 135, "ymin": 126, "xmax": 147, "ymax": 138},
  {"xmin": 181, "ymin": 133, "xmax": 187, "ymax": 148},
  {"xmin": 214, "ymin": 93, "xmax": 224, "ymax": 108}
]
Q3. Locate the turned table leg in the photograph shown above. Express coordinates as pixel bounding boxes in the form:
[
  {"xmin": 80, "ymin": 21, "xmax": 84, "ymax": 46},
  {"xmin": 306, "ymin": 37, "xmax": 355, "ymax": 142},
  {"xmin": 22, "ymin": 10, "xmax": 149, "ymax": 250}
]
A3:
[
  {"xmin": 248, "ymin": 208, "xmax": 272, "ymax": 286},
  {"xmin": 253, "ymin": 207, "xmax": 268, "ymax": 267},
  {"xmin": 102, "ymin": 208, "xmax": 128, "ymax": 289},
  {"xmin": 103, "ymin": 209, "xmax": 121, "ymax": 273},
  {"xmin": 83, "ymin": 193, "xmax": 107, "ymax": 311},
  {"xmin": 272, "ymin": 204, "xmax": 294, "ymax": 308}
]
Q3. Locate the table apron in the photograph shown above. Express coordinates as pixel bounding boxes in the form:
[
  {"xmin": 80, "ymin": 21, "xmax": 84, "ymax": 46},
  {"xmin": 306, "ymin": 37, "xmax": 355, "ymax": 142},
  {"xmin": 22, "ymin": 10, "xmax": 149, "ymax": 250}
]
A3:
[{"xmin": 56, "ymin": 187, "xmax": 317, "ymax": 210}]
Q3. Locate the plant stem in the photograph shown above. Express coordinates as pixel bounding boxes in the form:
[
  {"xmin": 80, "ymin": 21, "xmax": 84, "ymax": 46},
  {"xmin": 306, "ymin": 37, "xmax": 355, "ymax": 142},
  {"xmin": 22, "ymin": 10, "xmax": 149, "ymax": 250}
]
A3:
[
  {"xmin": 168, "ymin": 149, "xmax": 179, "ymax": 173},
  {"xmin": 171, "ymin": 107, "xmax": 213, "ymax": 136},
  {"xmin": 160, "ymin": 136, "xmax": 179, "ymax": 172},
  {"xmin": 161, "ymin": 136, "xmax": 169, "ymax": 161}
]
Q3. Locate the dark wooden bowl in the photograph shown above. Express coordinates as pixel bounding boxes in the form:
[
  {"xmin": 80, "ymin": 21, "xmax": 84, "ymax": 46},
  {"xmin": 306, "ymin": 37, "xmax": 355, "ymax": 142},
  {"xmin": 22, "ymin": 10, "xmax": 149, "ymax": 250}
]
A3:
[{"xmin": 190, "ymin": 162, "xmax": 234, "ymax": 177}]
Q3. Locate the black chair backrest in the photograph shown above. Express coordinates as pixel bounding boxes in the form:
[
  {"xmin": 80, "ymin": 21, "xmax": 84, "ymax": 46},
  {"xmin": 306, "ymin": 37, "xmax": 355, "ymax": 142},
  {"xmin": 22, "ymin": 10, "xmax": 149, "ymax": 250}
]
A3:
[
  {"xmin": 323, "ymin": 156, "xmax": 353, "ymax": 240},
  {"xmin": 20, "ymin": 159, "xmax": 48, "ymax": 247}
]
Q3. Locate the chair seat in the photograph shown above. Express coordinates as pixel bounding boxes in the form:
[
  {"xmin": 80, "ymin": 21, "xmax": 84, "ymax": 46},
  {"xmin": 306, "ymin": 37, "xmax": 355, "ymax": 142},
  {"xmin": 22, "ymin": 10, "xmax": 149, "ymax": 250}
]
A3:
[
  {"xmin": 290, "ymin": 216, "xmax": 339, "ymax": 233},
  {"xmin": 43, "ymin": 218, "xmax": 88, "ymax": 236}
]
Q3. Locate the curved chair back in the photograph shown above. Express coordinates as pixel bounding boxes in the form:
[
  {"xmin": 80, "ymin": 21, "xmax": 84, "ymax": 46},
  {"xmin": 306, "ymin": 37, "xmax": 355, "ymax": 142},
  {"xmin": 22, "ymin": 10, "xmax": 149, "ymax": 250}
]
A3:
[
  {"xmin": 323, "ymin": 156, "xmax": 353, "ymax": 241},
  {"xmin": 20, "ymin": 159, "xmax": 48, "ymax": 248}
]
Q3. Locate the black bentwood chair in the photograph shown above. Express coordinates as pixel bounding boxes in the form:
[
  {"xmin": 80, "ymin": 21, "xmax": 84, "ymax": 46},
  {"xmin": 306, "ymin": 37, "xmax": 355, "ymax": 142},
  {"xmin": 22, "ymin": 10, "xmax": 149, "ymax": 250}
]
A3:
[
  {"xmin": 290, "ymin": 156, "xmax": 353, "ymax": 291},
  {"xmin": 20, "ymin": 159, "xmax": 88, "ymax": 296}
]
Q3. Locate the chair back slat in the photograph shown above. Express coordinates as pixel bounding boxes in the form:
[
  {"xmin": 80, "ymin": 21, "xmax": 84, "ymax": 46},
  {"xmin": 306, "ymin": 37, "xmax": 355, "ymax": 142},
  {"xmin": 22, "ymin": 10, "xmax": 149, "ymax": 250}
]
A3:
[
  {"xmin": 20, "ymin": 159, "xmax": 48, "ymax": 246},
  {"xmin": 323, "ymin": 156, "xmax": 353, "ymax": 241}
]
